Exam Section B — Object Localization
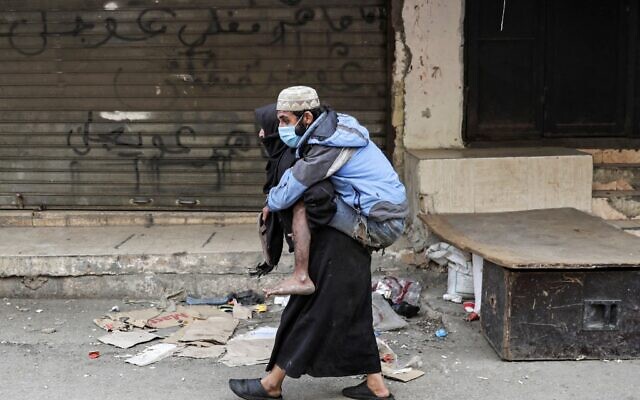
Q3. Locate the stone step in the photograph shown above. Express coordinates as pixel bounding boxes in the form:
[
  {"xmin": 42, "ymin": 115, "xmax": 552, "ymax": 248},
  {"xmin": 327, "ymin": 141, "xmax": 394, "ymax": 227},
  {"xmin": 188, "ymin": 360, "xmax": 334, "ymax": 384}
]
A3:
[
  {"xmin": 592, "ymin": 190, "xmax": 640, "ymax": 220},
  {"xmin": 593, "ymin": 163, "xmax": 640, "ymax": 191},
  {"xmin": 607, "ymin": 219, "xmax": 640, "ymax": 238},
  {"xmin": 0, "ymin": 224, "xmax": 410, "ymax": 298},
  {"xmin": 582, "ymin": 149, "xmax": 640, "ymax": 164},
  {"xmin": 0, "ymin": 210, "xmax": 255, "ymax": 228}
]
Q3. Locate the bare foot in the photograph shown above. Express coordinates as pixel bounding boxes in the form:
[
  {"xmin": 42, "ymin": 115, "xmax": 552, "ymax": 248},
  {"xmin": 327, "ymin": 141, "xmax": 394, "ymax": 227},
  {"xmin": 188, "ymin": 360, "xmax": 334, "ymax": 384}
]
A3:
[{"xmin": 265, "ymin": 275, "xmax": 315, "ymax": 297}]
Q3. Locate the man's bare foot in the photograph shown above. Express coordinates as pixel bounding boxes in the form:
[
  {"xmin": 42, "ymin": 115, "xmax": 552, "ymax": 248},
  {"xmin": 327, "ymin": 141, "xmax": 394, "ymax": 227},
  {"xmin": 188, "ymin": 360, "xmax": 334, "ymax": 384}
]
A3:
[{"xmin": 265, "ymin": 275, "xmax": 315, "ymax": 297}]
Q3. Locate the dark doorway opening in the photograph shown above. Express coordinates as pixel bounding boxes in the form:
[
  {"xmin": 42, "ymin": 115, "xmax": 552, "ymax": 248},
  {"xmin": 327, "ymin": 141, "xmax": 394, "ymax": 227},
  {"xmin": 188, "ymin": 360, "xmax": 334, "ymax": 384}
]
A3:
[{"xmin": 464, "ymin": 0, "xmax": 640, "ymax": 147}]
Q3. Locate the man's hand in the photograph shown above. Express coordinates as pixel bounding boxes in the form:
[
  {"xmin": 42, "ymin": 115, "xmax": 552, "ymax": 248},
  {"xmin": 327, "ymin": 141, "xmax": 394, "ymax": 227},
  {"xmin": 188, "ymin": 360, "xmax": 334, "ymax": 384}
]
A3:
[{"xmin": 262, "ymin": 205, "xmax": 270, "ymax": 222}]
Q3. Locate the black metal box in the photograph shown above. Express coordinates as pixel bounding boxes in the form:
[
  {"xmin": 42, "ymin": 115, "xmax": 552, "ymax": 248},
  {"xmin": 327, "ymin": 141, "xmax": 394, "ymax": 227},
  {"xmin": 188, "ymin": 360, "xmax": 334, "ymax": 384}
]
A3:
[
  {"xmin": 482, "ymin": 261, "xmax": 640, "ymax": 360},
  {"xmin": 422, "ymin": 208, "xmax": 640, "ymax": 361}
]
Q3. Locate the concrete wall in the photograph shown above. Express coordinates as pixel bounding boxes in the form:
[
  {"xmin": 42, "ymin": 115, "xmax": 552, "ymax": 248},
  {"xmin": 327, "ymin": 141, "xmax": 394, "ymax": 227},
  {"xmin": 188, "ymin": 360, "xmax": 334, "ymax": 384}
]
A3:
[
  {"xmin": 392, "ymin": 0, "xmax": 465, "ymax": 165},
  {"xmin": 391, "ymin": 0, "xmax": 466, "ymax": 247}
]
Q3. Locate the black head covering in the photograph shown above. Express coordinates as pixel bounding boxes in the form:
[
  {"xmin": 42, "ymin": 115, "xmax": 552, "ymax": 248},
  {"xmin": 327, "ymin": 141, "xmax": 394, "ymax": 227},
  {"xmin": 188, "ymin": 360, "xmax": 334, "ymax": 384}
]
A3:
[
  {"xmin": 255, "ymin": 103, "xmax": 296, "ymax": 194},
  {"xmin": 255, "ymin": 103, "xmax": 282, "ymax": 157}
]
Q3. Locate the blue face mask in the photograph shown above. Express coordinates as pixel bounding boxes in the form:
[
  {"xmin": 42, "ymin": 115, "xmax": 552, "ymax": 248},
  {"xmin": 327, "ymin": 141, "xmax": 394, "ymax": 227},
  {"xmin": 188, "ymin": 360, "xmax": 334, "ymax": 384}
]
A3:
[{"xmin": 278, "ymin": 119, "xmax": 303, "ymax": 148}]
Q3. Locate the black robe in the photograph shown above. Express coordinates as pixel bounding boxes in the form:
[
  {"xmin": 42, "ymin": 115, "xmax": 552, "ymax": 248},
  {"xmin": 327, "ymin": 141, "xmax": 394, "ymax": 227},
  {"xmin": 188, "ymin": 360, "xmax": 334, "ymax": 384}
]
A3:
[{"xmin": 266, "ymin": 225, "xmax": 381, "ymax": 378}]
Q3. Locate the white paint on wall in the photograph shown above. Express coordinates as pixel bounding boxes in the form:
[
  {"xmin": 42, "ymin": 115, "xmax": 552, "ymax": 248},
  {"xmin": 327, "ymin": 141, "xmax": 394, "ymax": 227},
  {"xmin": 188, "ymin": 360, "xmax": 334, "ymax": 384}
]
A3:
[{"xmin": 99, "ymin": 111, "xmax": 151, "ymax": 121}]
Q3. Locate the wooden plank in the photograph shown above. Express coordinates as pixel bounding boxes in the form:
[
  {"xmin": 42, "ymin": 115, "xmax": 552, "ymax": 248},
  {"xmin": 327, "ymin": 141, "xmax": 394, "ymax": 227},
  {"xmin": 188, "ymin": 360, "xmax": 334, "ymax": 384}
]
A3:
[{"xmin": 420, "ymin": 208, "xmax": 640, "ymax": 269}]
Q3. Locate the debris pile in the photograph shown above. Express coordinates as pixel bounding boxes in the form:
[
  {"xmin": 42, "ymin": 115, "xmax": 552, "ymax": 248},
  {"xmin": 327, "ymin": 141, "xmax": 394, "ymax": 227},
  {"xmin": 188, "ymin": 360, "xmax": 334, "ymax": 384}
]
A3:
[
  {"xmin": 87, "ymin": 280, "xmax": 434, "ymax": 384},
  {"xmin": 92, "ymin": 289, "xmax": 276, "ymax": 367}
]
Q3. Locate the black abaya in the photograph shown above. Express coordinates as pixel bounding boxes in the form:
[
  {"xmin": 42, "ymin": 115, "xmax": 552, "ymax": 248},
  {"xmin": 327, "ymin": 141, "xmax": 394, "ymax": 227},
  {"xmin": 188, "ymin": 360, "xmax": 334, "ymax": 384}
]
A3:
[{"xmin": 266, "ymin": 226, "xmax": 381, "ymax": 378}]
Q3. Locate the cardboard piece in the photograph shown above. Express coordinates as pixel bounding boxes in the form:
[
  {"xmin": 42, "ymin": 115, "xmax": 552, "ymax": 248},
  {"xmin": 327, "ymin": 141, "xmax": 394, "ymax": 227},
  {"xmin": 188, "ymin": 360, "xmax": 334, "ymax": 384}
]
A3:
[
  {"xmin": 187, "ymin": 306, "xmax": 230, "ymax": 319},
  {"xmin": 177, "ymin": 345, "xmax": 226, "ymax": 359},
  {"xmin": 219, "ymin": 339, "xmax": 273, "ymax": 367},
  {"xmin": 94, "ymin": 318, "xmax": 129, "ymax": 332},
  {"xmin": 98, "ymin": 330, "xmax": 160, "ymax": 349},
  {"xmin": 189, "ymin": 341, "xmax": 215, "ymax": 348},
  {"xmin": 107, "ymin": 308, "xmax": 163, "ymax": 329},
  {"xmin": 376, "ymin": 337, "xmax": 424, "ymax": 382},
  {"xmin": 381, "ymin": 364, "xmax": 425, "ymax": 382},
  {"xmin": 164, "ymin": 315, "xmax": 237, "ymax": 345},
  {"xmin": 179, "ymin": 315, "xmax": 238, "ymax": 344},
  {"xmin": 162, "ymin": 327, "xmax": 186, "ymax": 344},
  {"xmin": 218, "ymin": 327, "xmax": 277, "ymax": 367},
  {"xmin": 146, "ymin": 306, "xmax": 202, "ymax": 329},
  {"xmin": 125, "ymin": 343, "xmax": 178, "ymax": 366}
]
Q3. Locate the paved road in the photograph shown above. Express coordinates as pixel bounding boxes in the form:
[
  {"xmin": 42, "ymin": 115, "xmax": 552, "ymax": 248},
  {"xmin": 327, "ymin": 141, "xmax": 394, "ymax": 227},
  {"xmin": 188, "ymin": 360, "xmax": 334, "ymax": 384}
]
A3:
[{"xmin": 1, "ymin": 276, "xmax": 638, "ymax": 400}]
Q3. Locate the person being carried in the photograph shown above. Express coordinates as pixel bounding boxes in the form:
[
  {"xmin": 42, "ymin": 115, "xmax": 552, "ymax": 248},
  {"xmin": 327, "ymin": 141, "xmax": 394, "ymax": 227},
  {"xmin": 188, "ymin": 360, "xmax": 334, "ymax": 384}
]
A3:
[{"xmin": 263, "ymin": 86, "xmax": 408, "ymax": 297}]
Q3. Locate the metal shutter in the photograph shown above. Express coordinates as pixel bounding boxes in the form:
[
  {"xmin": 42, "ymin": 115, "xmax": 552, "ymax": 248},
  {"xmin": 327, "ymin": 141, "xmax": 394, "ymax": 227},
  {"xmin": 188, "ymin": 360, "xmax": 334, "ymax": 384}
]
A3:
[{"xmin": 0, "ymin": 0, "xmax": 390, "ymax": 211}]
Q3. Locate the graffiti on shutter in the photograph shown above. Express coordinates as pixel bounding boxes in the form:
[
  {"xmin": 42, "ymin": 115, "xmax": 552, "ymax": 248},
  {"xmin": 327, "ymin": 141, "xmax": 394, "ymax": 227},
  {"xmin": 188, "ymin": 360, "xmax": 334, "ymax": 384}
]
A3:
[{"xmin": 0, "ymin": 0, "xmax": 389, "ymax": 210}]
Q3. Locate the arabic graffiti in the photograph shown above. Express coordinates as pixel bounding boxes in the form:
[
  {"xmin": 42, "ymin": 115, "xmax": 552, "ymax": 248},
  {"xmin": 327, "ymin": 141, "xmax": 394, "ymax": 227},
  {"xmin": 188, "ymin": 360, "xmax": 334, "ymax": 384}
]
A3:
[
  {"xmin": 0, "ymin": 3, "xmax": 388, "ymax": 202},
  {"xmin": 66, "ymin": 111, "xmax": 255, "ymax": 192}
]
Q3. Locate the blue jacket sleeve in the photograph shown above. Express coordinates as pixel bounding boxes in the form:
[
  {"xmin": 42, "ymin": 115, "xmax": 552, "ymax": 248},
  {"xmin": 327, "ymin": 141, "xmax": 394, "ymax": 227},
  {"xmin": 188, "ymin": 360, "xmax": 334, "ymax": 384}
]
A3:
[
  {"xmin": 267, "ymin": 145, "xmax": 348, "ymax": 211},
  {"xmin": 267, "ymin": 168, "xmax": 309, "ymax": 212}
]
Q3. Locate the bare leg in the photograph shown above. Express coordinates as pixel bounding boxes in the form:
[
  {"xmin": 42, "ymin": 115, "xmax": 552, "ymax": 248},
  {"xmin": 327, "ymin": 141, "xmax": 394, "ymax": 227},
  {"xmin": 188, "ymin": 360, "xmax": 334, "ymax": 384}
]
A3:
[
  {"xmin": 366, "ymin": 373, "xmax": 391, "ymax": 398},
  {"xmin": 265, "ymin": 201, "xmax": 315, "ymax": 297},
  {"xmin": 260, "ymin": 365, "xmax": 286, "ymax": 397}
]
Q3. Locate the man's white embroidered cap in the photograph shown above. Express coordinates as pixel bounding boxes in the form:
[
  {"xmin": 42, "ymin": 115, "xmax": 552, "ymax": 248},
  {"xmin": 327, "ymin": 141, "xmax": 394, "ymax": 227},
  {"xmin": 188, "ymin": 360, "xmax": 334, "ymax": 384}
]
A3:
[{"xmin": 277, "ymin": 86, "xmax": 320, "ymax": 111}]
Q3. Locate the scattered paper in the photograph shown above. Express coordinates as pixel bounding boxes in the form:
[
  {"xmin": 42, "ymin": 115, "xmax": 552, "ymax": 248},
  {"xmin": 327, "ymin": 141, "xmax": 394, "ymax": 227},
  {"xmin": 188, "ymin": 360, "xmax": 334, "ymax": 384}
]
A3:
[
  {"xmin": 273, "ymin": 296, "xmax": 290, "ymax": 307},
  {"xmin": 241, "ymin": 326, "xmax": 278, "ymax": 340},
  {"xmin": 125, "ymin": 343, "xmax": 178, "ymax": 366},
  {"xmin": 98, "ymin": 330, "xmax": 160, "ymax": 349},
  {"xmin": 177, "ymin": 346, "xmax": 226, "ymax": 359}
]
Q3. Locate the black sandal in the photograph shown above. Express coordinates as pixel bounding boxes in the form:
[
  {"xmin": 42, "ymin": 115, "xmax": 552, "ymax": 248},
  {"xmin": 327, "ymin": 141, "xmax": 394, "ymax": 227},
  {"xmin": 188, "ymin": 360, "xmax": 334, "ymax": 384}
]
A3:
[
  {"xmin": 228, "ymin": 378, "xmax": 283, "ymax": 400},
  {"xmin": 342, "ymin": 381, "xmax": 395, "ymax": 400}
]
